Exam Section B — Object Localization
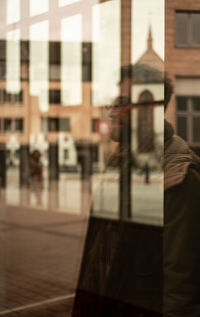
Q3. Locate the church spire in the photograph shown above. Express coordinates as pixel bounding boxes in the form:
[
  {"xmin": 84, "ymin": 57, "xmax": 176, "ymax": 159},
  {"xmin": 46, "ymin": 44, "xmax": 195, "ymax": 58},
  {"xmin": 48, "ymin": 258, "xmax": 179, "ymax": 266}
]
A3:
[{"xmin": 147, "ymin": 25, "xmax": 153, "ymax": 50}]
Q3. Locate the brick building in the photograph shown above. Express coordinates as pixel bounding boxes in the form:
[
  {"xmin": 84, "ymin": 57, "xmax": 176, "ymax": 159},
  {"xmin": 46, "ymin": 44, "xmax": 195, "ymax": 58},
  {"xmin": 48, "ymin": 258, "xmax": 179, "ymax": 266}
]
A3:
[{"xmin": 166, "ymin": 0, "xmax": 200, "ymax": 154}]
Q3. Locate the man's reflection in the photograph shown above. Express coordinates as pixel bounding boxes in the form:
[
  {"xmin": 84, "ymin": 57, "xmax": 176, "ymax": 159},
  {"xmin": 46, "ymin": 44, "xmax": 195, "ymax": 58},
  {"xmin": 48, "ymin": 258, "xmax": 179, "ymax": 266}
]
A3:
[
  {"xmin": 164, "ymin": 78, "xmax": 200, "ymax": 316},
  {"xmin": 109, "ymin": 95, "xmax": 131, "ymax": 142}
]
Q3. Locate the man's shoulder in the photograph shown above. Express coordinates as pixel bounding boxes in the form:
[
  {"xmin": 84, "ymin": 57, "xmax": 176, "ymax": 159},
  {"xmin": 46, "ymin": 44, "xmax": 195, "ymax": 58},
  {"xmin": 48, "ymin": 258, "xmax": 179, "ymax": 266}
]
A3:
[{"xmin": 164, "ymin": 135, "xmax": 200, "ymax": 191}]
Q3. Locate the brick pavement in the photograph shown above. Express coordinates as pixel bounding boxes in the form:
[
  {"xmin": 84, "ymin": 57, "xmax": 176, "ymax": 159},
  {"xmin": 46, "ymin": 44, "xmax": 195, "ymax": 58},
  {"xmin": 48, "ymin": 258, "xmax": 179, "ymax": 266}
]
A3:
[{"xmin": 0, "ymin": 203, "xmax": 88, "ymax": 316}]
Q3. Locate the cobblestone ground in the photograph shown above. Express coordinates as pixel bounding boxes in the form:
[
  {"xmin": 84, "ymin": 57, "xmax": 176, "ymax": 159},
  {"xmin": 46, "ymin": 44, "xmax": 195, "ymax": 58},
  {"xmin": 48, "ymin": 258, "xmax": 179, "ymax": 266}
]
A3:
[{"xmin": 0, "ymin": 202, "xmax": 88, "ymax": 317}]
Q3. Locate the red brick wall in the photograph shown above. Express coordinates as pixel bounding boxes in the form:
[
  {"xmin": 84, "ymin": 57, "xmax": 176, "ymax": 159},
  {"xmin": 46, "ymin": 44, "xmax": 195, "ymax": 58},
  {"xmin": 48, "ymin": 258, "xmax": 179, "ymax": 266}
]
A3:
[{"xmin": 165, "ymin": 0, "xmax": 200, "ymax": 126}]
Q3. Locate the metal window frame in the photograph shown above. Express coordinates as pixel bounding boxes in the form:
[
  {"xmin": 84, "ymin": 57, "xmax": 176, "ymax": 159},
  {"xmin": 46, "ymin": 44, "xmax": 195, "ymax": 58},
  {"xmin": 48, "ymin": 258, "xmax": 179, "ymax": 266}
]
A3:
[
  {"xmin": 176, "ymin": 96, "xmax": 200, "ymax": 146},
  {"xmin": 176, "ymin": 11, "xmax": 200, "ymax": 47}
]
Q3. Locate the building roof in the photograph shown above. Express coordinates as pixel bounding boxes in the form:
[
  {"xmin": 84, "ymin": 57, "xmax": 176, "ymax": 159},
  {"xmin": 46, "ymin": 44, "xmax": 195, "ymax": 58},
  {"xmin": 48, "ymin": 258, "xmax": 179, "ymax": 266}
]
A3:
[{"xmin": 136, "ymin": 26, "xmax": 164, "ymax": 73}]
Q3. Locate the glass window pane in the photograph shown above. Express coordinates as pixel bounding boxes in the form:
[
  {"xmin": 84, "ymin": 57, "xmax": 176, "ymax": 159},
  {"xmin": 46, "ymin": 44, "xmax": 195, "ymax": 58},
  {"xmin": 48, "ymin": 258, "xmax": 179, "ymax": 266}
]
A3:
[
  {"xmin": 4, "ymin": 118, "xmax": 12, "ymax": 132},
  {"xmin": 191, "ymin": 13, "xmax": 200, "ymax": 45},
  {"xmin": 192, "ymin": 97, "xmax": 200, "ymax": 111},
  {"xmin": 49, "ymin": 118, "xmax": 59, "ymax": 132},
  {"xmin": 193, "ymin": 117, "xmax": 200, "ymax": 142},
  {"xmin": 49, "ymin": 90, "xmax": 61, "ymax": 104},
  {"xmin": 59, "ymin": 118, "xmax": 70, "ymax": 131},
  {"xmin": 30, "ymin": 0, "xmax": 49, "ymax": 17},
  {"xmin": 176, "ymin": 96, "xmax": 188, "ymax": 111},
  {"xmin": 6, "ymin": 29, "xmax": 20, "ymax": 93},
  {"xmin": 15, "ymin": 119, "xmax": 23, "ymax": 132},
  {"xmin": 30, "ymin": 21, "xmax": 49, "ymax": 111},
  {"xmin": 177, "ymin": 116, "xmax": 187, "ymax": 140},
  {"xmin": 92, "ymin": 0, "xmax": 120, "ymax": 106},
  {"xmin": 176, "ymin": 13, "xmax": 188, "ymax": 45},
  {"xmin": 6, "ymin": 0, "xmax": 20, "ymax": 24},
  {"xmin": 61, "ymin": 15, "xmax": 82, "ymax": 105}
]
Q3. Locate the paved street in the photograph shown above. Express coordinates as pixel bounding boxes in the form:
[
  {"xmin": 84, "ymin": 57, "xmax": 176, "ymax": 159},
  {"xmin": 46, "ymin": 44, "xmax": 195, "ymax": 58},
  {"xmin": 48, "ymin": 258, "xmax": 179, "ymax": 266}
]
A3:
[
  {"xmin": 6, "ymin": 168, "xmax": 163, "ymax": 225},
  {"xmin": 0, "ymin": 167, "xmax": 163, "ymax": 316},
  {"xmin": 0, "ymin": 202, "xmax": 88, "ymax": 316}
]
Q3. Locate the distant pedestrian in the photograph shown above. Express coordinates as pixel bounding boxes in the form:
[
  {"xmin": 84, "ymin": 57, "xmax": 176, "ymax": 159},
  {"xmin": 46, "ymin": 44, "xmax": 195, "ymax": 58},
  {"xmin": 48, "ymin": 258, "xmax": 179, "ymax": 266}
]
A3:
[
  {"xmin": 144, "ymin": 162, "xmax": 150, "ymax": 184},
  {"xmin": 30, "ymin": 150, "xmax": 43, "ymax": 205}
]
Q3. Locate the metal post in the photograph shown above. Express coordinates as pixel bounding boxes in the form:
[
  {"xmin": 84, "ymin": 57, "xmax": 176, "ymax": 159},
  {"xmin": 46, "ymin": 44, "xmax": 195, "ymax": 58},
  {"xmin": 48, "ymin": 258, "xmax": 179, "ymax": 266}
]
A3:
[{"xmin": 119, "ymin": 0, "xmax": 132, "ymax": 220}]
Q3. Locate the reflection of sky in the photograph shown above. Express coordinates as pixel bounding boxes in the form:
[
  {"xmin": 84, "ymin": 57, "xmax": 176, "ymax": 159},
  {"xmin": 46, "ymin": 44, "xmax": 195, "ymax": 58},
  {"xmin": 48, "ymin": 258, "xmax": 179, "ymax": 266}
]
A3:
[
  {"xmin": 6, "ymin": 29, "xmax": 20, "ymax": 93},
  {"xmin": 1, "ymin": 0, "xmax": 164, "ymax": 107},
  {"xmin": 1, "ymin": 0, "xmax": 164, "ymax": 62},
  {"xmin": 92, "ymin": 0, "xmax": 120, "ymax": 106},
  {"xmin": 30, "ymin": 0, "xmax": 49, "ymax": 17},
  {"xmin": 132, "ymin": 0, "xmax": 164, "ymax": 62}
]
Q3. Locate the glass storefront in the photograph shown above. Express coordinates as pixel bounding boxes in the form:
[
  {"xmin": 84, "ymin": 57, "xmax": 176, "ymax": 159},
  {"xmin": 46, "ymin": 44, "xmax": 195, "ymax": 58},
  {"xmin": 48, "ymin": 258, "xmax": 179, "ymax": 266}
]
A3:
[{"xmin": 0, "ymin": 0, "xmax": 165, "ymax": 316}]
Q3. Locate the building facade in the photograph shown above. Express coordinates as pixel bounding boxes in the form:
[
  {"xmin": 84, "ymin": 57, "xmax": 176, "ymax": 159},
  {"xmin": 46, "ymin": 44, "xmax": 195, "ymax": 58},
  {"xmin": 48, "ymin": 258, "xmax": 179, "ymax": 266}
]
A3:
[{"xmin": 166, "ymin": 0, "xmax": 200, "ymax": 154}]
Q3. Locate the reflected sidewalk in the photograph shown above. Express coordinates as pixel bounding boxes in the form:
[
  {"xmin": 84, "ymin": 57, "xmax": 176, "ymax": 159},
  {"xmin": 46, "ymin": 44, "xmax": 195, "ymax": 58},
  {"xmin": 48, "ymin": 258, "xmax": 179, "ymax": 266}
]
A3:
[{"xmin": 0, "ymin": 201, "xmax": 88, "ymax": 316}]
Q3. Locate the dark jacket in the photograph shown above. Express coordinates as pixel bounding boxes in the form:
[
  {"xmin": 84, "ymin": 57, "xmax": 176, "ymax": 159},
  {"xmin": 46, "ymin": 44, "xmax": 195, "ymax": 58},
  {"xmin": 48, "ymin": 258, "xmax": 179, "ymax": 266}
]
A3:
[{"xmin": 164, "ymin": 120, "xmax": 200, "ymax": 317}]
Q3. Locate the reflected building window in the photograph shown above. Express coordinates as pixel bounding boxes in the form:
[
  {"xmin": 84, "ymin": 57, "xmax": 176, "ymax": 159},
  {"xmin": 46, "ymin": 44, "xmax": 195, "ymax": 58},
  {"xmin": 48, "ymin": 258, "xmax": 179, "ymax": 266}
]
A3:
[
  {"xmin": 42, "ymin": 117, "xmax": 70, "ymax": 132},
  {"xmin": 1, "ymin": 89, "xmax": 23, "ymax": 103},
  {"xmin": 15, "ymin": 119, "xmax": 23, "ymax": 132},
  {"xmin": 49, "ymin": 42, "xmax": 60, "ymax": 81},
  {"xmin": 49, "ymin": 90, "xmax": 61, "ymax": 104},
  {"xmin": 0, "ymin": 41, "xmax": 6, "ymax": 80},
  {"xmin": 61, "ymin": 14, "xmax": 82, "ymax": 106},
  {"xmin": 82, "ymin": 42, "xmax": 91, "ymax": 82},
  {"xmin": 92, "ymin": 0, "xmax": 120, "ymax": 106},
  {"xmin": 30, "ymin": 21, "xmax": 49, "ymax": 112},
  {"xmin": 138, "ymin": 90, "xmax": 154, "ymax": 152},
  {"xmin": 4, "ymin": 118, "xmax": 12, "ymax": 132},
  {"xmin": 6, "ymin": 29, "xmax": 20, "ymax": 93},
  {"xmin": 3, "ymin": 118, "xmax": 23, "ymax": 133},
  {"xmin": 176, "ymin": 11, "xmax": 200, "ymax": 46},
  {"xmin": 92, "ymin": 118, "xmax": 99, "ymax": 133}
]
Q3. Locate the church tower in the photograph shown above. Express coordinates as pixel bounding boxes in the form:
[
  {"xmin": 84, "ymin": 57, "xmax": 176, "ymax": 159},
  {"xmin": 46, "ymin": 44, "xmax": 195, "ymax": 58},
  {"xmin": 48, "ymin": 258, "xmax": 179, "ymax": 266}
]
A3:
[{"xmin": 136, "ymin": 25, "xmax": 163, "ymax": 72}]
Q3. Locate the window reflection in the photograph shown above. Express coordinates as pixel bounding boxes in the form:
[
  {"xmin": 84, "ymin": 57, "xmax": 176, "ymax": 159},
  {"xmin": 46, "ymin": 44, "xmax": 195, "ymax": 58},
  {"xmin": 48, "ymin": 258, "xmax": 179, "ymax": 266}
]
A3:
[
  {"xmin": 6, "ymin": 30, "xmax": 20, "ymax": 93},
  {"xmin": 30, "ymin": 21, "xmax": 49, "ymax": 111},
  {"xmin": 92, "ymin": 0, "xmax": 120, "ymax": 106},
  {"xmin": 6, "ymin": 0, "xmax": 20, "ymax": 24},
  {"xmin": 61, "ymin": 15, "xmax": 82, "ymax": 105},
  {"xmin": 30, "ymin": 0, "xmax": 49, "ymax": 17},
  {"xmin": 0, "ymin": 0, "xmax": 165, "ymax": 315}
]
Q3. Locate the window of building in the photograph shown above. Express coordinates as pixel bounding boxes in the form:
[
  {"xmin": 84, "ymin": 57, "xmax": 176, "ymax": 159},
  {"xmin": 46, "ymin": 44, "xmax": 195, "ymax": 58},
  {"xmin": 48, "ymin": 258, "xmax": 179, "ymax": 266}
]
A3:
[
  {"xmin": 2, "ymin": 118, "xmax": 23, "ymax": 133},
  {"xmin": 0, "ymin": 62, "xmax": 6, "ymax": 80},
  {"xmin": 176, "ymin": 96, "xmax": 200, "ymax": 144},
  {"xmin": 49, "ymin": 42, "xmax": 60, "ymax": 65},
  {"xmin": 42, "ymin": 117, "xmax": 70, "ymax": 132},
  {"xmin": 82, "ymin": 42, "xmax": 91, "ymax": 82},
  {"xmin": 138, "ymin": 90, "xmax": 154, "ymax": 152},
  {"xmin": 15, "ymin": 118, "xmax": 23, "ymax": 132},
  {"xmin": 59, "ymin": 118, "xmax": 70, "ymax": 132},
  {"xmin": 2, "ymin": 89, "xmax": 23, "ymax": 103},
  {"xmin": 49, "ymin": 90, "xmax": 61, "ymax": 104},
  {"xmin": 176, "ymin": 11, "xmax": 200, "ymax": 46},
  {"xmin": 64, "ymin": 149, "xmax": 69, "ymax": 160},
  {"xmin": 41, "ymin": 117, "xmax": 48, "ymax": 133},
  {"xmin": 4, "ymin": 118, "xmax": 12, "ymax": 132},
  {"xmin": 49, "ymin": 118, "xmax": 59, "ymax": 132},
  {"xmin": 92, "ymin": 118, "xmax": 99, "ymax": 133}
]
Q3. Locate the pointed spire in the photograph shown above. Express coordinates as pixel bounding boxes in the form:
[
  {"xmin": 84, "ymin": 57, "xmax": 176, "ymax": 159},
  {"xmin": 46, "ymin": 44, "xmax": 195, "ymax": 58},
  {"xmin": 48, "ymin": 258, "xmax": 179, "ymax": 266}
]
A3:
[{"xmin": 147, "ymin": 25, "xmax": 153, "ymax": 50}]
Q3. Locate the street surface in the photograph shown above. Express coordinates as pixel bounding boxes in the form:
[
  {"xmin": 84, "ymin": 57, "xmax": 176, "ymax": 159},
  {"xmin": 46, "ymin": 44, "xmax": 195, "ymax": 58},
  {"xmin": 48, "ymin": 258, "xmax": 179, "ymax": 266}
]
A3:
[{"xmin": 0, "ymin": 167, "xmax": 163, "ymax": 316}]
